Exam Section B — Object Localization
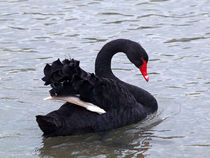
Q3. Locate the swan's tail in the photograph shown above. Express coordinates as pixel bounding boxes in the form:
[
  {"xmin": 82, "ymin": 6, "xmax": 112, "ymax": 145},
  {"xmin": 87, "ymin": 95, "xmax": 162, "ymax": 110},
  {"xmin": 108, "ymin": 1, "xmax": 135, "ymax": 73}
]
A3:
[{"xmin": 36, "ymin": 115, "xmax": 61, "ymax": 137}]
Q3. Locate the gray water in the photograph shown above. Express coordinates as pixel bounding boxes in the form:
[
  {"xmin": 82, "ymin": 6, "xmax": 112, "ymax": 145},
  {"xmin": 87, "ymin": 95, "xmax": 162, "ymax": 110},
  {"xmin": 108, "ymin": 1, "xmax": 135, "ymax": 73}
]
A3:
[{"xmin": 0, "ymin": 0, "xmax": 210, "ymax": 157}]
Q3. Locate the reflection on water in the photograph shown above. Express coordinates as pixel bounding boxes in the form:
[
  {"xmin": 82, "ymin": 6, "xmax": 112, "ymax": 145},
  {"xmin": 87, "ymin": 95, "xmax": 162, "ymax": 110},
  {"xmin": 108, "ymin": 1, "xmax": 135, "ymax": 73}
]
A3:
[
  {"xmin": 0, "ymin": 0, "xmax": 210, "ymax": 157},
  {"xmin": 39, "ymin": 114, "xmax": 163, "ymax": 158}
]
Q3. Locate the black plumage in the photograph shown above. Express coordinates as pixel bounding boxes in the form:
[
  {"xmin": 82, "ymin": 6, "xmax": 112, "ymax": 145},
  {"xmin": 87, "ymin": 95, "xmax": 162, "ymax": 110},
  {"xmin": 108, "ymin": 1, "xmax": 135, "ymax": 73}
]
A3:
[{"xmin": 36, "ymin": 39, "xmax": 158, "ymax": 137}]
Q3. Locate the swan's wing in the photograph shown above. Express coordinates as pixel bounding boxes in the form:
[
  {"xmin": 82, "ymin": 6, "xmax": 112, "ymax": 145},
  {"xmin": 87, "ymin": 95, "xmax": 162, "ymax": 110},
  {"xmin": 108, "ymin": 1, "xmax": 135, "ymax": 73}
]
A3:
[
  {"xmin": 44, "ymin": 96, "xmax": 106, "ymax": 115},
  {"xmin": 41, "ymin": 58, "xmax": 133, "ymax": 114}
]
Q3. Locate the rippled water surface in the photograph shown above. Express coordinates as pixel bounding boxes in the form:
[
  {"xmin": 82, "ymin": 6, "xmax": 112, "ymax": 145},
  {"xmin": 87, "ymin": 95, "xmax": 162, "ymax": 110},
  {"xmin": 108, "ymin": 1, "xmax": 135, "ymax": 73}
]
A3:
[{"xmin": 0, "ymin": 0, "xmax": 210, "ymax": 157}]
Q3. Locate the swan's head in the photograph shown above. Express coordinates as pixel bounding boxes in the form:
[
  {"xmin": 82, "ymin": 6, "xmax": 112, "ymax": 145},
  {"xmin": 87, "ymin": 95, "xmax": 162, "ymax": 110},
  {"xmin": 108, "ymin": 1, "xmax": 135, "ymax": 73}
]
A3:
[{"xmin": 126, "ymin": 42, "xmax": 149, "ymax": 82}]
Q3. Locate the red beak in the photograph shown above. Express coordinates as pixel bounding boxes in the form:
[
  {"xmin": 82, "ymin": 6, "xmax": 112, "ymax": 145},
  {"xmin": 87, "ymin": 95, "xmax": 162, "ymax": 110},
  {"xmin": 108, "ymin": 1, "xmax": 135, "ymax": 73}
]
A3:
[{"xmin": 139, "ymin": 59, "xmax": 149, "ymax": 82}]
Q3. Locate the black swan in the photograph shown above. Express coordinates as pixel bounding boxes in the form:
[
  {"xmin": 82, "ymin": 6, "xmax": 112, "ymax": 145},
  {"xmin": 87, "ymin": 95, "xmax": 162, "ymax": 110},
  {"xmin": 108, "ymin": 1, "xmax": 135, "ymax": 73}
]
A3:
[{"xmin": 36, "ymin": 39, "xmax": 158, "ymax": 137}]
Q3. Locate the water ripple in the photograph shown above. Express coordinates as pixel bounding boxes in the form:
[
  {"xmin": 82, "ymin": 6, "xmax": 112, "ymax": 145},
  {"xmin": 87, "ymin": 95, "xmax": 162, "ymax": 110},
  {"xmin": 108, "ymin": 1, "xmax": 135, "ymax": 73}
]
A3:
[
  {"xmin": 165, "ymin": 37, "xmax": 207, "ymax": 43},
  {"xmin": 0, "ymin": 0, "xmax": 210, "ymax": 157}
]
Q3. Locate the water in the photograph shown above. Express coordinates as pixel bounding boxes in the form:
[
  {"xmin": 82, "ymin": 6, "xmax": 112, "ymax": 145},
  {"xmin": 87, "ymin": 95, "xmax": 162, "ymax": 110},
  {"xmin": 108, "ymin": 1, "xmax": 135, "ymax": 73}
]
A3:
[{"xmin": 0, "ymin": 0, "xmax": 210, "ymax": 157}]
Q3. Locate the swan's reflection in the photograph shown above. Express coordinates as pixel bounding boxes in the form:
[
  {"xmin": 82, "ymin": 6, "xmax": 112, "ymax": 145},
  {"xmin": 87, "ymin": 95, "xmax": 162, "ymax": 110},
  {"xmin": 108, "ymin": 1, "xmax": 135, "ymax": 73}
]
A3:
[{"xmin": 38, "ymin": 114, "xmax": 163, "ymax": 158}]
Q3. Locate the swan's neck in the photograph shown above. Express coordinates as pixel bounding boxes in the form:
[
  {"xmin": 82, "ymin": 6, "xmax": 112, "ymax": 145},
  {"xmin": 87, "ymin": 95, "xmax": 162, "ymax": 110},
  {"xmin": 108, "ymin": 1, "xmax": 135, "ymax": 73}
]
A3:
[
  {"xmin": 95, "ymin": 39, "xmax": 158, "ymax": 112},
  {"xmin": 95, "ymin": 39, "xmax": 128, "ymax": 80}
]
